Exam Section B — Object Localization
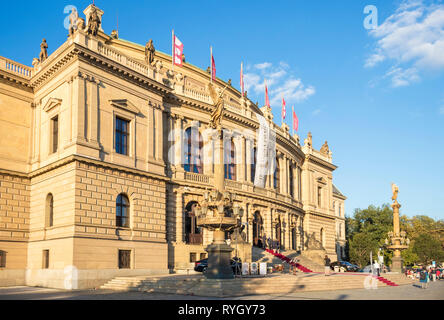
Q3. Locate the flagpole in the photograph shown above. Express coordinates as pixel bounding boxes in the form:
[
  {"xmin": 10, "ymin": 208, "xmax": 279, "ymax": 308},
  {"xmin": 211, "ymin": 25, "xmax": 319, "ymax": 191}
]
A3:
[
  {"xmin": 172, "ymin": 29, "xmax": 175, "ymax": 72},
  {"xmin": 282, "ymin": 96, "xmax": 284, "ymax": 126},
  {"xmin": 210, "ymin": 46, "xmax": 213, "ymax": 83},
  {"xmin": 241, "ymin": 62, "xmax": 243, "ymax": 98},
  {"xmin": 264, "ymin": 78, "xmax": 267, "ymax": 107}
]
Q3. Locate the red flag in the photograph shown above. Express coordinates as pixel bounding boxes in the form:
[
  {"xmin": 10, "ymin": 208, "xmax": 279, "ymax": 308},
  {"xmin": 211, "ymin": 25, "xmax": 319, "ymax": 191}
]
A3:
[
  {"xmin": 282, "ymin": 97, "xmax": 286, "ymax": 120},
  {"xmin": 211, "ymin": 51, "xmax": 216, "ymax": 81},
  {"xmin": 265, "ymin": 81, "xmax": 270, "ymax": 107},
  {"xmin": 172, "ymin": 33, "xmax": 184, "ymax": 67},
  {"xmin": 293, "ymin": 106, "xmax": 299, "ymax": 132},
  {"xmin": 240, "ymin": 62, "xmax": 244, "ymax": 97}
]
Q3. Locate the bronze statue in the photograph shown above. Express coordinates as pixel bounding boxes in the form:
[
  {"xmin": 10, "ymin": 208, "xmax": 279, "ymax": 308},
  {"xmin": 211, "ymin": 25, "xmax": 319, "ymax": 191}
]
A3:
[
  {"xmin": 391, "ymin": 183, "xmax": 399, "ymax": 202},
  {"xmin": 39, "ymin": 39, "xmax": 48, "ymax": 62},
  {"xmin": 207, "ymin": 82, "xmax": 228, "ymax": 129},
  {"xmin": 87, "ymin": 6, "xmax": 101, "ymax": 36},
  {"xmin": 145, "ymin": 39, "xmax": 155, "ymax": 65}
]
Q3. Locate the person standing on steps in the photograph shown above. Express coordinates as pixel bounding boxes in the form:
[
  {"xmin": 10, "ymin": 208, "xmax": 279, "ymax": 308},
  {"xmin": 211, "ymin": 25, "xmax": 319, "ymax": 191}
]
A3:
[{"xmin": 324, "ymin": 255, "xmax": 331, "ymax": 276}]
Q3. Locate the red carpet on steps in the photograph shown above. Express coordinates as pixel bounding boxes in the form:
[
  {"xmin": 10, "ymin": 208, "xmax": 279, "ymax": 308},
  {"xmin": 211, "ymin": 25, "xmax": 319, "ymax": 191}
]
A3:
[{"xmin": 264, "ymin": 248, "xmax": 398, "ymax": 286}]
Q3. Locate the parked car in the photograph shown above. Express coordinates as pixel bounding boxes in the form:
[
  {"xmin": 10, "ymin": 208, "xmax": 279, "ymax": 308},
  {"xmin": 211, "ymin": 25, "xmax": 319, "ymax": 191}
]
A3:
[
  {"xmin": 330, "ymin": 261, "xmax": 360, "ymax": 272},
  {"xmin": 360, "ymin": 265, "xmax": 372, "ymax": 273},
  {"xmin": 194, "ymin": 258, "xmax": 242, "ymax": 274}
]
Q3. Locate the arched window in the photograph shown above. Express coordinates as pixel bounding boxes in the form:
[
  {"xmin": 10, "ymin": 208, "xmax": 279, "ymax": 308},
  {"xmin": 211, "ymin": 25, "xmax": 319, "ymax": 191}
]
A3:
[
  {"xmin": 274, "ymin": 157, "xmax": 280, "ymax": 192},
  {"xmin": 224, "ymin": 139, "xmax": 236, "ymax": 181},
  {"xmin": 116, "ymin": 194, "xmax": 130, "ymax": 228},
  {"xmin": 184, "ymin": 127, "xmax": 203, "ymax": 174},
  {"xmin": 45, "ymin": 194, "xmax": 54, "ymax": 228},
  {"xmin": 250, "ymin": 147, "xmax": 257, "ymax": 183}
]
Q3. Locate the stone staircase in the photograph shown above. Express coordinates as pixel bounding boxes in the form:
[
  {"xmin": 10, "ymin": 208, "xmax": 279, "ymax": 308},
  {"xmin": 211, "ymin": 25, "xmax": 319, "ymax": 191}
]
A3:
[
  {"xmin": 100, "ymin": 272, "xmax": 415, "ymax": 297},
  {"xmin": 252, "ymin": 247, "xmax": 324, "ymax": 272},
  {"xmin": 100, "ymin": 248, "xmax": 415, "ymax": 296}
]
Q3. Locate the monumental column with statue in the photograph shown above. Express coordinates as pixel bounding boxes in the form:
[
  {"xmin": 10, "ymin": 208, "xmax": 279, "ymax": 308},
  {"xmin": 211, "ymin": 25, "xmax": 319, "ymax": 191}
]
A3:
[
  {"xmin": 385, "ymin": 183, "xmax": 410, "ymax": 273},
  {"xmin": 194, "ymin": 82, "xmax": 243, "ymax": 279}
]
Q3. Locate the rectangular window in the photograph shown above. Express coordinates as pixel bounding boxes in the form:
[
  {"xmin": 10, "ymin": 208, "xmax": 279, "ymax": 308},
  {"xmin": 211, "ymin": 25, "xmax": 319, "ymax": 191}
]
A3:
[
  {"xmin": 42, "ymin": 250, "xmax": 49, "ymax": 269},
  {"xmin": 0, "ymin": 250, "xmax": 6, "ymax": 268},
  {"xmin": 318, "ymin": 186, "xmax": 322, "ymax": 207},
  {"xmin": 190, "ymin": 252, "xmax": 197, "ymax": 263},
  {"xmin": 118, "ymin": 250, "xmax": 131, "ymax": 269},
  {"xmin": 115, "ymin": 117, "xmax": 130, "ymax": 155},
  {"xmin": 200, "ymin": 253, "xmax": 206, "ymax": 261},
  {"xmin": 52, "ymin": 116, "xmax": 59, "ymax": 153}
]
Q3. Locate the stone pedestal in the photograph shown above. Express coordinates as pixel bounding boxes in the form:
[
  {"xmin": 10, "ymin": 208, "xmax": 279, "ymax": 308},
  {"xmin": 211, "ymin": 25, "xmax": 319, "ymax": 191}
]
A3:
[
  {"xmin": 391, "ymin": 256, "xmax": 403, "ymax": 273},
  {"xmin": 204, "ymin": 230, "xmax": 234, "ymax": 279}
]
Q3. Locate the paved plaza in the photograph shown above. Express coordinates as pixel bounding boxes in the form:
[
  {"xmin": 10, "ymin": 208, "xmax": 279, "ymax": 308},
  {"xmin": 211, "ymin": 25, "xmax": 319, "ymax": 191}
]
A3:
[{"xmin": 0, "ymin": 280, "xmax": 442, "ymax": 300}]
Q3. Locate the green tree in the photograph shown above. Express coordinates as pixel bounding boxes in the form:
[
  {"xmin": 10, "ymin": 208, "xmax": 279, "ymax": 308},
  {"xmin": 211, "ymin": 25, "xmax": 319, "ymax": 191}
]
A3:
[
  {"xmin": 401, "ymin": 246, "xmax": 419, "ymax": 266},
  {"xmin": 348, "ymin": 233, "xmax": 379, "ymax": 268},
  {"xmin": 412, "ymin": 233, "xmax": 444, "ymax": 264}
]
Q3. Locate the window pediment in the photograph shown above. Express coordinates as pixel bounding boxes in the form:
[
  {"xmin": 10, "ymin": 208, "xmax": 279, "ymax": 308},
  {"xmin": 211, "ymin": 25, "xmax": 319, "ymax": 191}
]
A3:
[
  {"xmin": 43, "ymin": 98, "xmax": 62, "ymax": 113},
  {"xmin": 109, "ymin": 99, "xmax": 140, "ymax": 115},
  {"xmin": 317, "ymin": 177, "xmax": 327, "ymax": 185}
]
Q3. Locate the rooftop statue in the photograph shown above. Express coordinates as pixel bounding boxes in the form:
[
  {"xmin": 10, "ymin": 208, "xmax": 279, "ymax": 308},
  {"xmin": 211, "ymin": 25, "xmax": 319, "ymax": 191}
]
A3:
[
  {"xmin": 320, "ymin": 141, "xmax": 329, "ymax": 155},
  {"xmin": 68, "ymin": 7, "xmax": 79, "ymax": 36},
  {"xmin": 145, "ymin": 39, "xmax": 155, "ymax": 65},
  {"xmin": 87, "ymin": 6, "xmax": 101, "ymax": 36},
  {"xmin": 304, "ymin": 132, "xmax": 313, "ymax": 148},
  {"xmin": 207, "ymin": 82, "xmax": 228, "ymax": 129},
  {"xmin": 39, "ymin": 39, "xmax": 48, "ymax": 63}
]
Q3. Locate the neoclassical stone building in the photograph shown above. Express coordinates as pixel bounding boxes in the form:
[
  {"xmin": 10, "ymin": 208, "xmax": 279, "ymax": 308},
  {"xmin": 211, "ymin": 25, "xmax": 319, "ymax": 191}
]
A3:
[{"xmin": 0, "ymin": 4, "xmax": 346, "ymax": 289}]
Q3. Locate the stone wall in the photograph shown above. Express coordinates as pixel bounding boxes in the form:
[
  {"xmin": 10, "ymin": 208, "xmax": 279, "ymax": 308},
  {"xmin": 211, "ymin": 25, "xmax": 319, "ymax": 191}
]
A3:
[{"xmin": 0, "ymin": 172, "xmax": 30, "ymax": 286}]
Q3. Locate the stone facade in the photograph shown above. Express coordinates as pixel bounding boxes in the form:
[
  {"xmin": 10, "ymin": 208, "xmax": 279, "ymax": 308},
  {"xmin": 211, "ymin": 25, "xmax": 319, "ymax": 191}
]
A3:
[{"xmin": 0, "ymin": 4, "xmax": 346, "ymax": 289}]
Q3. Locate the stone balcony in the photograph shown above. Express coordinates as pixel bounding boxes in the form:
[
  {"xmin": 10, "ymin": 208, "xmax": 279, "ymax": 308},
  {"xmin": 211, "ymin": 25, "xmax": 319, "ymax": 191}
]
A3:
[{"xmin": 0, "ymin": 56, "xmax": 33, "ymax": 79}]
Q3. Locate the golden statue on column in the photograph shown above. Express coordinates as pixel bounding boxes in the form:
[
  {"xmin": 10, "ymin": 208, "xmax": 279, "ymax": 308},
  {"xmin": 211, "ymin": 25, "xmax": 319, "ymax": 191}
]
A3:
[{"xmin": 385, "ymin": 183, "xmax": 410, "ymax": 273}]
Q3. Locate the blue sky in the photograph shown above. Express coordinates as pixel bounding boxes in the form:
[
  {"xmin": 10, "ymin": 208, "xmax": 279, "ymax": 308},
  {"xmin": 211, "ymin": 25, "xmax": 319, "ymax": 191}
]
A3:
[{"xmin": 1, "ymin": 0, "xmax": 443, "ymax": 220}]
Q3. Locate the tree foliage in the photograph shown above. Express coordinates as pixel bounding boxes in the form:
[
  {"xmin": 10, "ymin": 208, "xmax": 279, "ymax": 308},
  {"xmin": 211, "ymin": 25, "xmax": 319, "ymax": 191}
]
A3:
[
  {"xmin": 346, "ymin": 204, "xmax": 444, "ymax": 267},
  {"xmin": 412, "ymin": 233, "xmax": 444, "ymax": 264}
]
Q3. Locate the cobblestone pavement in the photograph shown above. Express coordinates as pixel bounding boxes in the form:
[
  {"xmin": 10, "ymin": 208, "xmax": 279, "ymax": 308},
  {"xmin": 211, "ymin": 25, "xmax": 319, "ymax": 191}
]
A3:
[{"xmin": 0, "ymin": 280, "xmax": 442, "ymax": 300}]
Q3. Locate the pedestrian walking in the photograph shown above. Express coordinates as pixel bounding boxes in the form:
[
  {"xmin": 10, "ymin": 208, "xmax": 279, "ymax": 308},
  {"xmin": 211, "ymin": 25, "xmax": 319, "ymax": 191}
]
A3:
[
  {"xmin": 431, "ymin": 268, "xmax": 437, "ymax": 282},
  {"xmin": 262, "ymin": 234, "xmax": 267, "ymax": 249},
  {"xmin": 419, "ymin": 266, "xmax": 429, "ymax": 289},
  {"xmin": 324, "ymin": 255, "xmax": 331, "ymax": 276}
]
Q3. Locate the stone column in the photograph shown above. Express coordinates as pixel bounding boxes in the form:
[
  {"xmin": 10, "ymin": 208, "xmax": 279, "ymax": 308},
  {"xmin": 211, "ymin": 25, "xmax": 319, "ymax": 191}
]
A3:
[
  {"xmin": 155, "ymin": 106, "xmax": 164, "ymax": 161},
  {"xmin": 74, "ymin": 73, "xmax": 87, "ymax": 144},
  {"xmin": 391, "ymin": 201, "xmax": 403, "ymax": 272},
  {"xmin": 240, "ymin": 136, "xmax": 246, "ymax": 182},
  {"xmin": 245, "ymin": 138, "xmax": 252, "ymax": 183},
  {"xmin": 88, "ymin": 78, "xmax": 100, "ymax": 147},
  {"xmin": 175, "ymin": 191, "xmax": 184, "ymax": 243},
  {"xmin": 174, "ymin": 115, "xmax": 184, "ymax": 170}
]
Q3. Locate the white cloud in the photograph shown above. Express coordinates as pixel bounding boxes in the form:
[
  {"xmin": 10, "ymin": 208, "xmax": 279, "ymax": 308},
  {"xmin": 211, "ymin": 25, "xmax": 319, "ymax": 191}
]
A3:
[
  {"xmin": 384, "ymin": 67, "xmax": 420, "ymax": 87},
  {"xmin": 365, "ymin": 0, "xmax": 444, "ymax": 86},
  {"xmin": 243, "ymin": 62, "xmax": 315, "ymax": 107},
  {"xmin": 254, "ymin": 62, "xmax": 272, "ymax": 70},
  {"xmin": 439, "ymin": 106, "xmax": 444, "ymax": 114},
  {"xmin": 312, "ymin": 109, "xmax": 321, "ymax": 116}
]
